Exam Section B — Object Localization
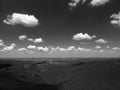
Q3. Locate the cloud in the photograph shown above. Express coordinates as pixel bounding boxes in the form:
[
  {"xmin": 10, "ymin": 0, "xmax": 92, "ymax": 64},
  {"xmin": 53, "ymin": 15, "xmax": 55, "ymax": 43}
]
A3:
[
  {"xmin": 34, "ymin": 38, "xmax": 43, "ymax": 43},
  {"xmin": 106, "ymin": 46, "xmax": 110, "ymax": 48},
  {"xmin": 77, "ymin": 47, "xmax": 92, "ymax": 52},
  {"xmin": 0, "ymin": 43, "xmax": 4, "ymax": 46},
  {"xmin": 68, "ymin": 0, "xmax": 86, "ymax": 9},
  {"xmin": 95, "ymin": 38, "xmax": 108, "ymax": 43},
  {"xmin": 68, "ymin": 0, "xmax": 110, "ymax": 9},
  {"xmin": 17, "ymin": 47, "xmax": 36, "ymax": 54},
  {"xmin": 19, "ymin": 35, "xmax": 43, "ymax": 43},
  {"xmin": 28, "ymin": 38, "xmax": 43, "ymax": 43},
  {"xmin": 2, "ymin": 43, "xmax": 16, "ymax": 51},
  {"xmin": 27, "ymin": 38, "xmax": 34, "ymax": 42},
  {"xmin": 37, "ymin": 46, "xmax": 49, "ymax": 51},
  {"xmin": 19, "ymin": 35, "xmax": 27, "ymax": 40},
  {"xmin": 90, "ymin": 0, "xmax": 110, "ymax": 6},
  {"xmin": 0, "ymin": 39, "xmax": 5, "ymax": 46},
  {"xmin": 17, "ymin": 48, "xmax": 27, "ymax": 51},
  {"xmin": 59, "ymin": 46, "xmax": 76, "ymax": 51},
  {"xmin": 110, "ymin": 12, "xmax": 120, "ymax": 27},
  {"xmin": 0, "ymin": 39, "xmax": 4, "ymax": 43},
  {"xmin": 49, "ymin": 46, "xmax": 93, "ymax": 53},
  {"xmin": 73, "ymin": 32, "xmax": 96, "ymax": 40},
  {"xmin": 3, "ymin": 13, "xmax": 39, "ymax": 27},
  {"xmin": 112, "ymin": 47, "xmax": 120, "ymax": 50},
  {"xmin": 49, "ymin": 46, "xmax": 77, "ymax": 53},
  {"xmin": 68, "ymin": 0, "xmax": 81, "ymax": 8},
  {"xmin": 95, "ymin": 46, "xmax": 101, "ymax": 49},
  {"xmin": 27, "ymin": 45, "xmax": 37, "ymax": 49}
]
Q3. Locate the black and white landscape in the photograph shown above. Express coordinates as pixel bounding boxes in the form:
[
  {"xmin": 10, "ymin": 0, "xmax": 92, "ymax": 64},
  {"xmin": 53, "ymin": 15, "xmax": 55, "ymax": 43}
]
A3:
[{"xmin": 0, "ymin": 0, "xmax": 120, "ymax": 90}]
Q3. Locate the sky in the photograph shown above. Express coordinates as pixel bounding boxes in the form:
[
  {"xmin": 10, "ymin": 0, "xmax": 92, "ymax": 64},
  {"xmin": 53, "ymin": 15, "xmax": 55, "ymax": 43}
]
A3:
[{"xmin": 0, "ymin": 0, "xmax": 120, "ymax": 58}]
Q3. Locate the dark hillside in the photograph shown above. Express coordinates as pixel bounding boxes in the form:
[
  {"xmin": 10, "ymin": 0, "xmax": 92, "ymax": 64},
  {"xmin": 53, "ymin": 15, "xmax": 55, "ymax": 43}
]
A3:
[{"xmin": 0, "ymin": 58, "xmax": 120, "ymax": 90}]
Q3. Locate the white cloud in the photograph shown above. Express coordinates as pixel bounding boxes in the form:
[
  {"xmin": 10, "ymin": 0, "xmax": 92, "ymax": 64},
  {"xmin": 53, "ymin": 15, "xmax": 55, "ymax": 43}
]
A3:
[
  {"xmin": 60, "ymin": 46, "xmax": 76, "ymax": 51},
  {"xmin": 27, "ymin": 45, "xmax": 37, "ymax": 49},
  {"xmin": 3, "ymin": 13, "xmax": 39, "ymax": 27},
  {"xmin": 67, "ymin": 46, "xmax": 76, "ymax": 51},
  {"xmin": 110, "ymin": 12, "xmax": 120, "ymax": 27},
  {"xmin": 68, "ymin": 0, "xmax": 110, "ymax": 9},
  {"xmin": 28, "ymin": 38, "xmax": 43, "ymax": 43},
  {"xmin": 49, "ymin": 46, "xmax": 77, "ymax": 53},
  {"xmin": 19, "ymin": 35, "xmax": 43, "ymax": 43},
  {"xmin": 17, "ymin": 47, "xmax": 36, "ymax": 54},
  {"xmin": 90, "ymin": 0, "xmax": 110, "ymax": 6},
  {"xmin": 11, "ymin": 43, "xmax": 16, "ymax": 47},
  {"xmin": 37, "ymin": 46, "xmax": 49, "ymax": 51},
  {"xmin": 77, "ymin": 47, "xmax": 92, "ymax": 52},
  {"xmin": 95, "ymin": 46, "xmax": 101, "ymax": 49},
  {"xmin": 106, "ymin": 46, "xmax": 110, "ymax": 48},
  {"xmin": 68, "ymin": 0, "xmax": 81, "ymax": 8},
  {"xmin": 95, "ymin": 38, "xmax": 108, "ymax": 43},
  {"xmin": 0, "ymin": 43, "xmax": 4, "ymax": 46},
  {"xmin": 27, "ymin": 38, "xmax": 34, "ymax": 42},
  {"xmin": 73, "ymin": 32, "xmax": 96, "ymax": 40},
  {"xmin": 68, "ymin": 0, "xmax": 86, "ymax": 9},
  {"xmin": 19, "ymin": 35, "xmax": 27, "ymax": 40},
  {"xmin": 0, "ymin": 39, "xmax": 5, "ymax": 46},
  {"xmin": 99, "ymin": 49, "xmax": 105, "ymax": 52},
  {"xmin": 49, "ymin": 46, "xmax": 93, "ymax": 53},
  {"xmin": 2, "ymin": 43, "xmax": 16, "ymax": 51},
  {"xmin": 17, "ymin": 48, "xmax": 27, "ymax": 51},
  {"xmin": 34, "ymin": 38, "xmax": 43, "ymax": 43},
  {"xmin": 112, "ymin": 47, "xmax": 120, "ymax": 50},
  {"xmin": 0, "ymin": 39, "xmax": 4, "ymax": 43}
]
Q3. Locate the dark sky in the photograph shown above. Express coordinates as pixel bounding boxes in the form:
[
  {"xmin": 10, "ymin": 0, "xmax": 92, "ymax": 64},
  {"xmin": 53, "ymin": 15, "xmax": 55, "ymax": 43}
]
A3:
[{"xmin": 0, "ymin": 0, "xmax": 120, "ymax": 58}]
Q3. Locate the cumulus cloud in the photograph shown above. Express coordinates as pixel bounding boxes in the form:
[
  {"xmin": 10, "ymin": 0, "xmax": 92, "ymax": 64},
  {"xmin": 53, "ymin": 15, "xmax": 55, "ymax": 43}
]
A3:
[
  {"xmin": 19, "ymin": 35, "xmax": 27, "ymax": 40},
  {"xmin": 49, "ymin": 46, "xmax": 77, "ymax": 53},
  {"xmin": 27, "ymin": 45, "xmax": 37, "ymax": 49},
  {"xmin": 18, "ymin": 35, "xmax": 43, "ymax": 43},
  {"xmin": 2, "ymin": 43, "xmax": 16, "ymax": 51},
  {"xmin": 110, "ymin": 12, "xmax": 120, "ymax": 27},
  {"xmin": 59, "ymin": 46, "xmax": 76, "ymax": 51},
  {"xmin": 49, "ymin": 46, "xmax": 93, "ymax": 53},
  {"xmin": 77, "ymin": 47, "xmax": 92, "ymax": 52},
  {"xmin": 106, "ymin": 46, "xmax": 110, "ymax": 48},
  {"xmin": 68, "ymin": 0, "xmax": 80, "ymax": 8},
  {"xmin": 99, "ymin": 49, "xmax": 105, "ymax": 52},
  {"xmin": 0, "ymin": 39, "xmax": 4, "ymax": 43},
  {"xmin": 0, "ymin": 43, "xmax": 4, "ymax": 46},
  {"xmin": 27, "ymin": 38, "xmax": 34, "ymax": 42},
  {"xmin": 90, "ymin": 0, "xmax": 110, "ymax": 6},
  {"xmin": 67, "ymin": 46, "xmax": 76, "ymax": 51},
  {"xmin": 73, "ymin": 32, "xmax": 96, "ymax": 40},
  {"xmin": 17, "ymin": 48, "xmax": 27, "ymax": 51},
  {"xmin": 28, "ymin": 38, "xmax": 43, "ymax": 43},
  {"xmin": 68, "ymin": 0, "xmax": 86, "ymax": 9},
  {"xmin": 34, "ymin": 38, "xmax": 43, "ymax": 43},
  {"xmin": 95, "ymin": 46, "xmax": 101, "ymax": 49},
  {"xmin": 0, "ymin": 39, "xmax": 5, "ymax": 46},
  {"xmin": 68, "ymin": 0, "xmax": 110, "ymax": 9},
  {"xmin": 95, "ymin": 38, "xmax": 108, "ymax": 43},
  {"xmin": 112, "ymin": 47, "xmax": 120, "ymax": 50},
  {"xmin": 3, "ymin": 13, "xmax": 39, "ymax": 27},
  {"xmin": 37, "ymin": 46, "xmax": 49, "ymax": 51}
]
